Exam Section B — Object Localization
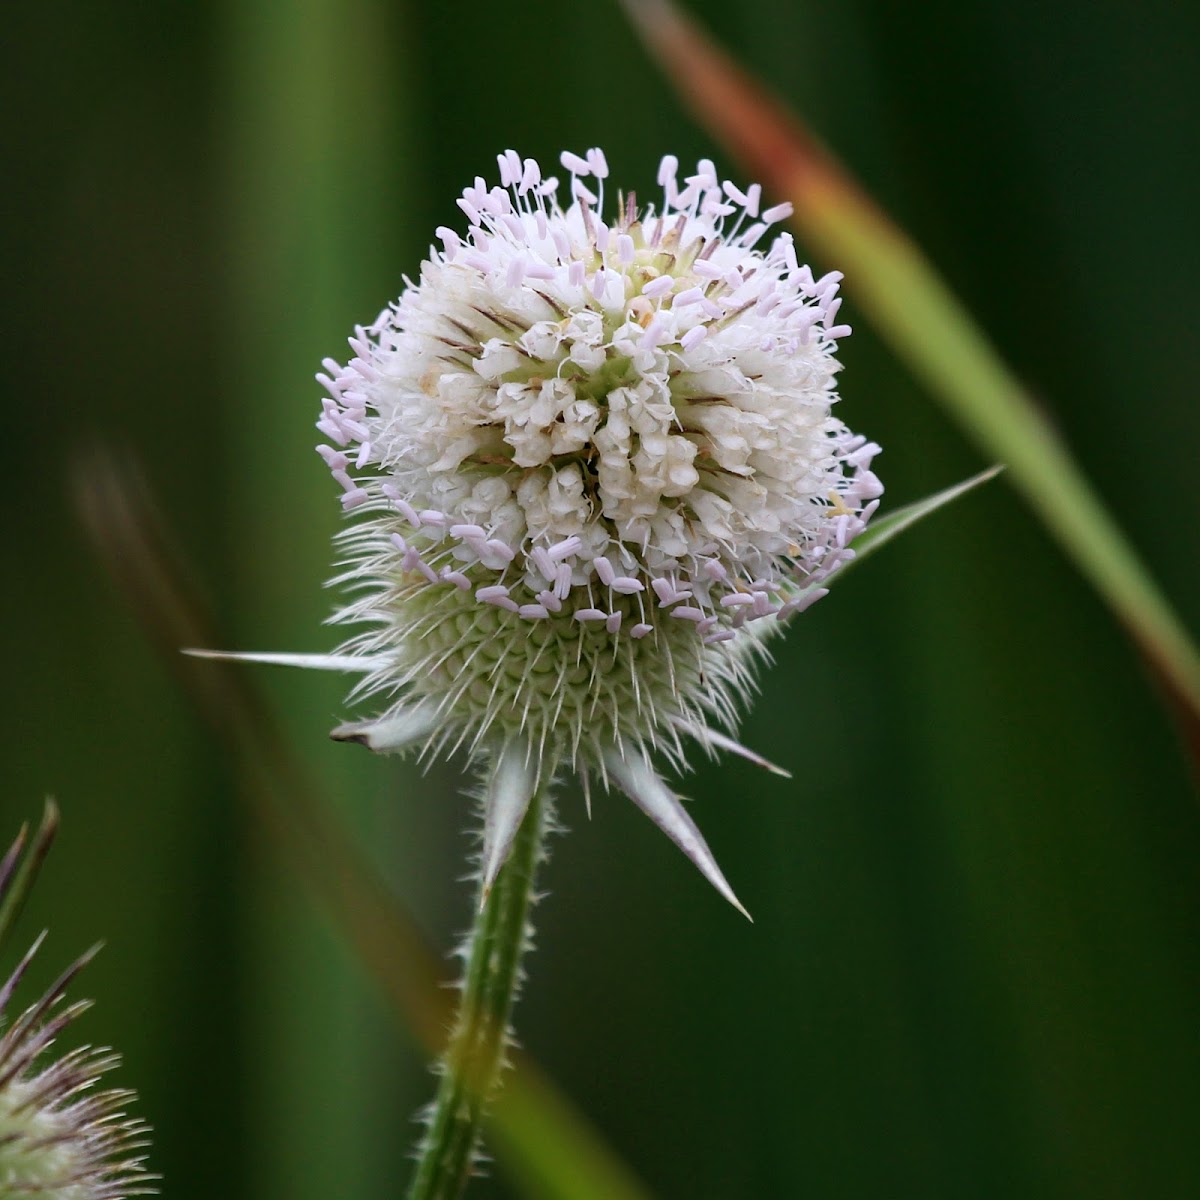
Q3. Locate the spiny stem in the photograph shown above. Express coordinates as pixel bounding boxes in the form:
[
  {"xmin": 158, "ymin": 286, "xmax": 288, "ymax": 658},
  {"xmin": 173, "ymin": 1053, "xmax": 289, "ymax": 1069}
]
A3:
[{"xmin": 407, "ymin": 783, "xmax": 549, "ymax": 1200}]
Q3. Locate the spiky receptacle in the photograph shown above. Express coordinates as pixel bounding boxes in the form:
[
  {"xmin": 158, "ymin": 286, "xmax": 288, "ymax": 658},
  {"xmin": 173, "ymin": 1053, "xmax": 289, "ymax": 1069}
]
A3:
[
  {"xmin": 336, "ymin": 537, "xmax": 774, "ymax": 772},
  {"xmin": 1, "ymin": 811, "xmax": 153, "ymax": 1199}
]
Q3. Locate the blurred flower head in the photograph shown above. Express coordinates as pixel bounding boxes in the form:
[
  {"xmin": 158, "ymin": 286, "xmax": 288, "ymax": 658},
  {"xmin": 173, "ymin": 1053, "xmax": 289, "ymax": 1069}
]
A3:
[
  {"xmin": 0, "ymin": 820, "xmax": 155, "ymax": 1199},
  {"xmin": 246, "ymin": 149, "xmax": 880, "ymax": 909}
]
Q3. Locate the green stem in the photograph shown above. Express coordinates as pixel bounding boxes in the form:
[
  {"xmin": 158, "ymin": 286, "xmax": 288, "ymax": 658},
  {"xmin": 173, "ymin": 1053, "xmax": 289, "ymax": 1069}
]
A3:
[{"xmin": 407, "ymin": 784, "xmax": 549, "ymax": 1200}]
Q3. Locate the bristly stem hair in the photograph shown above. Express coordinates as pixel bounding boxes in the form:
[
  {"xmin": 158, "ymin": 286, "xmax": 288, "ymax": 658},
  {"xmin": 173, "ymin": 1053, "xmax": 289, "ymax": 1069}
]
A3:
[{"xmin": 407, "ymin": 781, "xmax": 551, "ymax": 1199}]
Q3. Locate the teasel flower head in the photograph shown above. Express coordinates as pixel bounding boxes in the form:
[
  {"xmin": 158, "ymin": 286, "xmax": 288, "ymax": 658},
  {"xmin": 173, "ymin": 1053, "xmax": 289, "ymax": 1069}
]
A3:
[
  {"xmin": 224, "ymin": 150, "xmax": 882, "ymax": 913},
  {"xmin": 0, "ymin": 817, "xmax": 156, "ymax": 1198}
]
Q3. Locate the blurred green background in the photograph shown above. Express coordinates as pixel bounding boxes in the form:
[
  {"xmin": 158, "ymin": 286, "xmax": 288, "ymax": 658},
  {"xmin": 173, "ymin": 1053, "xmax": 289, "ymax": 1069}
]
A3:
[{"xmin": 4, "ymin": 0, "xmax": 1200, "ymax": 1197}]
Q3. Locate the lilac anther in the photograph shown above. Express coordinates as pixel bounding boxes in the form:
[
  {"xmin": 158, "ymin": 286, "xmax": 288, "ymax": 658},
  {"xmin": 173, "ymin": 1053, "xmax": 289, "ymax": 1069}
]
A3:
[
  {"xmin": 482, "ymin": 539, "xmax": 516, "ymax": 564},
  {"xmin": 441, "ymin": 569, "xmax": 472, "ymax": 591},
  {"xmin": 476, "ymin": 586, "xmax": 518, "ymax": 612},
  {"xmin": 642, "ymin": 275, "xmax": 674, "ymax": 298},
  {"xmin": 554, "ymin": 564, "xmax": 572, "ymax": 599},
  {"xmin": 610, "ymin": 576, "xmax": 645, "ymax": 595},
  {"xmin": 560, "ymin": 150, "xmax": 591, "ymax": 175}
]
